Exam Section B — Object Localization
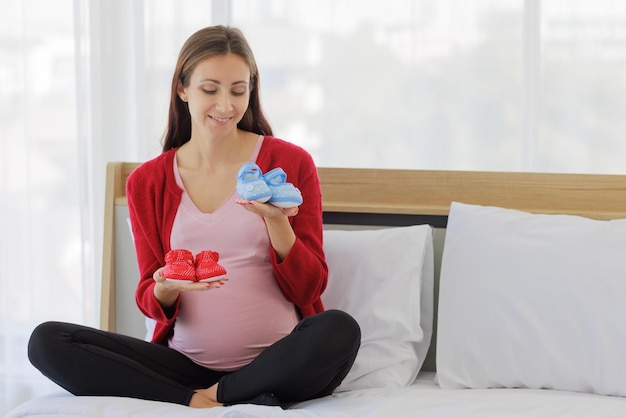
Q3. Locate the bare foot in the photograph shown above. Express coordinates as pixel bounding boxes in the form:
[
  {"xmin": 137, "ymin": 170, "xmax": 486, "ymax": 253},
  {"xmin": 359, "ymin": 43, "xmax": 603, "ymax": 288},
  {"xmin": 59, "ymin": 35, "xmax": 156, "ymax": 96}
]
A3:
[
  {"xmin": 189, "ymin": 392, "xmax": 222, "ymax": 408},
  {"xmin": 189, "ymin": 384, "xmax": 221, "ymax": 408}
]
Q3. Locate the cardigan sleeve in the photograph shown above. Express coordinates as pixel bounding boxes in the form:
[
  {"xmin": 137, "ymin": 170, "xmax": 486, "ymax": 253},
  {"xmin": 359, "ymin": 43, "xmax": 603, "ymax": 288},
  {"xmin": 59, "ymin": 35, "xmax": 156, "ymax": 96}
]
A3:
[
  {"xmin": 126, "ymin": 159, "xmax": 180, "ymax": 337},
  {"xmin": 260, "ymin": 139, "xmax": 328, "ymax": 315}
]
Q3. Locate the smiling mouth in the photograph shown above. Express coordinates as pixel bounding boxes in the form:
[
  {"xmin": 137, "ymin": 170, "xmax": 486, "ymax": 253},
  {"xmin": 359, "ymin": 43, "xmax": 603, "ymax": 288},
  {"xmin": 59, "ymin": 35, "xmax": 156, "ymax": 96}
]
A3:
[{"xmin": 210, "ymin": 115, "xmax": 232, "ymax": 123}]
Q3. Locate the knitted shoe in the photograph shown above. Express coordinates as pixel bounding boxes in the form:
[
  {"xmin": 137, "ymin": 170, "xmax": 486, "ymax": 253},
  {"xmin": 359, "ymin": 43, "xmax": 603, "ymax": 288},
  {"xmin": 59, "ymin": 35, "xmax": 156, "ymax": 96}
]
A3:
[
  {"xmin": 195, "ymin": 250, "xmax": 227, "ymax": 283},
  {"xmin": 162, "ymin": 249, "xmax": 196, "ymax": 282},
  {"xmin": 236, "ymin": 162, "xmax": 272, "ymax": 203},
  {"xmin": 263, "ymin": 168, "xmax": 303, "ymax": 208}
]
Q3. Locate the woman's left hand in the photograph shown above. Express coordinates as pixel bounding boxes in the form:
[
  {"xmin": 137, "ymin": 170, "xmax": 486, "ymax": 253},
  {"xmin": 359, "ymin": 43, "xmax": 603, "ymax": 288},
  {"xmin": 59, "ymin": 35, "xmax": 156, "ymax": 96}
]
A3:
[{"xmin": 235, "ymin": 199, "xmax": 299, "ymax": 218}]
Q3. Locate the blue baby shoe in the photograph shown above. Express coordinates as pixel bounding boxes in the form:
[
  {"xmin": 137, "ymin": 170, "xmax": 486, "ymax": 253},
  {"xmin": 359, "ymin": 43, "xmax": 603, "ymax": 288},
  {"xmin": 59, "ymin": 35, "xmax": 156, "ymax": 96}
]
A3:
[
  {"xmin": 263, "ymin": 168, "xmax": 303, "ymax": 208},
  {"xmin": 236, "ymin": 162, "xmax": 272, "ymax": 202}
]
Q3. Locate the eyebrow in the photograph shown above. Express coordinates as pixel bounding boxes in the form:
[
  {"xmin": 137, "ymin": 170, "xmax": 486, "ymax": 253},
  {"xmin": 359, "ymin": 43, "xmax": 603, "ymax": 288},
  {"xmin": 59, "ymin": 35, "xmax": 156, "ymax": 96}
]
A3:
[{"xmin": 200, "ymin": 79, "xmax": 249, "ymax": 86}]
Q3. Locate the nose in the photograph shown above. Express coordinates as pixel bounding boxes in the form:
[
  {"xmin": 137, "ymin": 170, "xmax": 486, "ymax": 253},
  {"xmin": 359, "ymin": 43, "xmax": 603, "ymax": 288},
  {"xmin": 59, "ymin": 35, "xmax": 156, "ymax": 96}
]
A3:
[{"xmin": 216, "ymin": 91, "xmax": 232, "ymax": 112}]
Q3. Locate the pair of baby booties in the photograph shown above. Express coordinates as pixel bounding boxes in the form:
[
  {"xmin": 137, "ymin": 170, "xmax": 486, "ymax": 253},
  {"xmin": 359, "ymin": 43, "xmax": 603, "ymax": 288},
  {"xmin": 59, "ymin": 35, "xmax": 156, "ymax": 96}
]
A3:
[
  {"xmin": 162, "ymin": 249, "xmax": 226, "ymax": 283},
  {"xmin": 236, "ymin": 162, "xmax": 303, "ymax": 208},
  {"xmin": 162, "ymin": 165, "xmax": 300, "ymax": 283}
]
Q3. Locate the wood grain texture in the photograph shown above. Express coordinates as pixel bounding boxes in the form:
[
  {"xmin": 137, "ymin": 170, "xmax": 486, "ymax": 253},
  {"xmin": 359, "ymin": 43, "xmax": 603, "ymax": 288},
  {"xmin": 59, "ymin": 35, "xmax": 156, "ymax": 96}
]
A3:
[{"xmin": 318, "ymin": 167, "xmax": 626, "ymax": 220}]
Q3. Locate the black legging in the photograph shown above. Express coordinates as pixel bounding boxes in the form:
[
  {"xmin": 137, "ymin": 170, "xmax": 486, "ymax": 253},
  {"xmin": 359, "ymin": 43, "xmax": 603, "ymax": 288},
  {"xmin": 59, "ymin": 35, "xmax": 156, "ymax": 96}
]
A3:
[{"xmin": 28, "ymin": 309, "xmax": 360, "ymax": 407}]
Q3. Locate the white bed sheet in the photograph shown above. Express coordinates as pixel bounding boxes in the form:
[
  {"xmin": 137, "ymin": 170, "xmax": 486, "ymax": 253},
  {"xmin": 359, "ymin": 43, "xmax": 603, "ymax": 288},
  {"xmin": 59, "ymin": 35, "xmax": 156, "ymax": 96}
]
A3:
[{"xmin": 7, "ymin": 373, "xmax": 626, "ymax": 418}]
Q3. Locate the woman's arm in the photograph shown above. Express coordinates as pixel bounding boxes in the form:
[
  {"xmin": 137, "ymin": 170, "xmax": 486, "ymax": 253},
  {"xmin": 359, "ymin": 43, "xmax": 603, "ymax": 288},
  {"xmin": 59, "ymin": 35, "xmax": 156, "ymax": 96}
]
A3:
[
  {"xmin": 265, "ymin": 151, "xmax": 328, "ymax": 308},
  {"xmin": 126, "ymin": 164, "xmax": 181, "ymax": 323}
]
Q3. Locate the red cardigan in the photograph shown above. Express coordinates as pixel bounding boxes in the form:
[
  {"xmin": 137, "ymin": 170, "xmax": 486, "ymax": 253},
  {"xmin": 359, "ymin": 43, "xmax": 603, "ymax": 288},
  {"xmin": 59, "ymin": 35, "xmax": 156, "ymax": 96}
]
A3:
[{"xmin": 126, "ymin": 136, "xmax": 328, "ymax": 344}]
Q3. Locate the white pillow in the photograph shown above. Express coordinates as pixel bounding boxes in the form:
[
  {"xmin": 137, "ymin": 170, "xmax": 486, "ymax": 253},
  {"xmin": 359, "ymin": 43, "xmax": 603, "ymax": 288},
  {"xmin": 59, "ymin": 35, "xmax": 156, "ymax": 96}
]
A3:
[
  {"xmin": 322, "ymin": 225, "xmax": 434, "ymax": 391},
  {"xmin": 437, "ymin": 202, "xmax": 626, "ymax": 397}
]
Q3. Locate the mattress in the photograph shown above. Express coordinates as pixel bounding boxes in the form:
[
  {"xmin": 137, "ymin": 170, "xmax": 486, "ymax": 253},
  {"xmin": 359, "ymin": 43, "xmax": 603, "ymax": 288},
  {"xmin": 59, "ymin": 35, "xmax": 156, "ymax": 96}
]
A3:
[{"xmin": 7, "ymin": 372, "xmax": 626, "ymax": 418}]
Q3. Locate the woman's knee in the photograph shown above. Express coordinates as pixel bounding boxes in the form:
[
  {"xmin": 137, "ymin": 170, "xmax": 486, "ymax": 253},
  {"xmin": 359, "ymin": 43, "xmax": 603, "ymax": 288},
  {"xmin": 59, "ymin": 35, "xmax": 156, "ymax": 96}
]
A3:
[
  {"xmin": 28, "ymin": 321, "xmax": 70, "ymax": 368},
  {"xmin": 325, "ymin": 310, "xmax": 360, "ymax": 343},
  {"xmin": 307, "ymin": 310, "xmax": 361, "ymax": 356}
]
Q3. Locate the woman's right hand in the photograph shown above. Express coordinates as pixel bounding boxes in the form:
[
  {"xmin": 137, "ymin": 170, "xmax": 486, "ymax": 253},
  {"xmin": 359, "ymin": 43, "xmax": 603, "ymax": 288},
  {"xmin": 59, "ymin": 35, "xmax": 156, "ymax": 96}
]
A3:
[
  {"xmin": 153, "ymin": 267, "xmax": 227, "ymax": 291},
  {"xmin": 152, "ymin": 267, "xmax": 228, "ymax": 307}
]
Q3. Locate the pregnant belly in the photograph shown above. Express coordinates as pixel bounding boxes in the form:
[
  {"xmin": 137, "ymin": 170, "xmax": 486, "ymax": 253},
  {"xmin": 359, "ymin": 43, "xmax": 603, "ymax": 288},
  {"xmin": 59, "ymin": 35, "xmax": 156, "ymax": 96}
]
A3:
[{"xmin": 168, "ymin": 276, "xmax": 299, "ymax": 371}]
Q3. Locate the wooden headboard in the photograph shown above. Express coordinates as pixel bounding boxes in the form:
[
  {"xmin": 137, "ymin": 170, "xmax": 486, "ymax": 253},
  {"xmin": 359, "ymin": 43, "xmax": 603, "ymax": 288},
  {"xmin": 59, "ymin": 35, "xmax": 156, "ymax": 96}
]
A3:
[{"xmin": 100, "ymin": 162, "xmax": 626, "ymax": 370}]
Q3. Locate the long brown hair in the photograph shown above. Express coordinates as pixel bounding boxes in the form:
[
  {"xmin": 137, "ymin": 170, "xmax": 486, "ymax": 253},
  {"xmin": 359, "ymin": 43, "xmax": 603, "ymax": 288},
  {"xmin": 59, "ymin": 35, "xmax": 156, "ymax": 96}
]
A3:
[{"xmin": 162, "ymin": 26, "xmax": 273, "ymax": 151}]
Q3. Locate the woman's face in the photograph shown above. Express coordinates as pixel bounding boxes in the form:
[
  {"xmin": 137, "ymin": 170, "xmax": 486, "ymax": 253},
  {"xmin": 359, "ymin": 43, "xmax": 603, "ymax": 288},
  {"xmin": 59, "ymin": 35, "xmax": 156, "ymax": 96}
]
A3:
[{"xmin": 178, "ymin": 53, "xmax": 251, "ymax": 138}]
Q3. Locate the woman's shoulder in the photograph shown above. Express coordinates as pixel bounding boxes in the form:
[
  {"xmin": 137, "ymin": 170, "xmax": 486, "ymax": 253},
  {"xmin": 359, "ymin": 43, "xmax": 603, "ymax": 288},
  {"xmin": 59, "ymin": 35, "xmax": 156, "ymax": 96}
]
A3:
[
  {"xmin": 259, "ymin": 136, "xmax": 314, "ymax": 165},
  {"xmin": 127, "ymin": 149, "xmax": 176, "ymax": 194},
  {"xmin": 261, "ymin": 135, "xmax": 308, "ymax": 153},
  {"xmin": 128, "ymin": 150, "xmax": 175, "ymax": 182},
  {"xmin": 257, "ymin": 136, "xmax": 318, "ymax": 188}
]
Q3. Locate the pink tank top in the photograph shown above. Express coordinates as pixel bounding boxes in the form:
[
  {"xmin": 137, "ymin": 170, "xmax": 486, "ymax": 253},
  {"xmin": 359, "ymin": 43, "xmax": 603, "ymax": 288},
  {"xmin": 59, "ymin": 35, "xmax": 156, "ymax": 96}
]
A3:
[{"xmin": 168, "ymin": 136, "xmax": 299, "ymax": 371}]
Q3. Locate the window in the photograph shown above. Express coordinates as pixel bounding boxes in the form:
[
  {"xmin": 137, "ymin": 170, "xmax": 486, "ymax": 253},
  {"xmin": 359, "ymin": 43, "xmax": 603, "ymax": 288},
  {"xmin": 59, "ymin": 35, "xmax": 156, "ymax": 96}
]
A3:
[{"xmin": 227, "ymin": 0, "xmax": 626, "ymax": 173}]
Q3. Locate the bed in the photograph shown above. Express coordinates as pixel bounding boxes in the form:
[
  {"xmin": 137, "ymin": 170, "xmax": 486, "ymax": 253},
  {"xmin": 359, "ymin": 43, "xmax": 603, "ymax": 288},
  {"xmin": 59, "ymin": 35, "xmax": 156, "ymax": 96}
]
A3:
[{"xmin": 7, "ymin": 163, "xmax": 626, "ymax": 418}]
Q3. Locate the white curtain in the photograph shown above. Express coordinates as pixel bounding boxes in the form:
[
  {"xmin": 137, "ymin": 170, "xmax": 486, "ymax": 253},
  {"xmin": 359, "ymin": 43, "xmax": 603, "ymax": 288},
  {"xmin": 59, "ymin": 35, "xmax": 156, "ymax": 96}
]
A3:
[
  {"xmin": 3, "ymin": 0, "xmax": 626, "ymax": 413},
  {"xmin": 1, "ymin": 0, "xmax": 89, "ymax": 410}
]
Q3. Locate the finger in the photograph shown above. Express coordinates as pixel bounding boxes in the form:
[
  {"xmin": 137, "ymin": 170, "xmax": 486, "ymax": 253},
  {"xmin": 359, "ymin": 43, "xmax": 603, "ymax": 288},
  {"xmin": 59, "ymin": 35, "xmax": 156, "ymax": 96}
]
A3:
[
  {"xmin": 235, "ymin": 199, "xmax": 254, "ymax": 207},
  {"xmin": 153, "ymin": 268, "xmax": 166, "ymax": 283},
  {"xmin": 283, "ymin": 207, "xmax": 299, "ymax": 217},
  {"xmin": 174, "ymin": 280, "xmax": 228, "ymax": 291},
  {"xmin": 212, "ymin": 278, "xmax": 229, "ymax": 287},
  {"xmin": 202, "ymin": 277, "xmax": 229, "ymax": 289}
]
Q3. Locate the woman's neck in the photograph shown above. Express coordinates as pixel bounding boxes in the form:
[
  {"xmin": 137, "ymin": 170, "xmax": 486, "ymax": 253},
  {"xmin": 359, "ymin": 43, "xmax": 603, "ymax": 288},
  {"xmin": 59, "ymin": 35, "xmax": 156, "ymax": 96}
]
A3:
[{"xmin": 179, "ymin": 130, "xmax": 258, "ymax": 172}]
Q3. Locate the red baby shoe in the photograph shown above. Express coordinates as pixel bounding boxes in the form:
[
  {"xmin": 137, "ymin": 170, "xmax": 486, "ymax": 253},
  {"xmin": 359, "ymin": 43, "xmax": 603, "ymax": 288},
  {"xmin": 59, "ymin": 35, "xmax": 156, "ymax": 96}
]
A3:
[
  {"xmin": 195, "ymin": 250, "xmax": 227, "ymax": 282},
  {"xmin": 162, "ymin": 249, "xmax": 196, "ymax": 282}
]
